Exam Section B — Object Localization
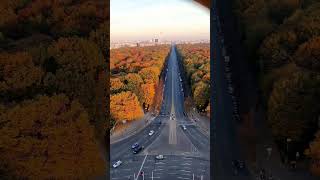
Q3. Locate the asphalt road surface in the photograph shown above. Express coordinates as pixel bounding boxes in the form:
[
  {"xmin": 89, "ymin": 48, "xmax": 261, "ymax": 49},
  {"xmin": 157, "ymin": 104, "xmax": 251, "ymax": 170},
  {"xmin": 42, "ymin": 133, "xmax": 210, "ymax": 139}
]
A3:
[
  {"xmin": 211, "ymin": 4, "xmax": 252, "ymax": 180},
  {"xmin": 110, "ymin": 45, "xmax": 210, "ymax": 180}
]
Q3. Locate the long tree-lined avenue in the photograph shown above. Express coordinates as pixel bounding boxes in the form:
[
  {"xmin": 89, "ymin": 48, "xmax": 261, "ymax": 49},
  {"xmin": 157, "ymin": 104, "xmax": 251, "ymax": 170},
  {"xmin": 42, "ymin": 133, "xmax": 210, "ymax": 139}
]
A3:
[{"xmin": 110, "ymin": 45, "xmax": 210, "ymax": 180}]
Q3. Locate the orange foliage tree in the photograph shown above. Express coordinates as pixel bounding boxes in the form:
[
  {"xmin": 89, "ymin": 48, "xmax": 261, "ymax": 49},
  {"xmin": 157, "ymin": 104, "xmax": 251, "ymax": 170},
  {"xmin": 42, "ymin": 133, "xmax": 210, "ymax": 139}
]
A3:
[
  {"xmin": 110, "ymin": 91, "xmax": 144, "ymax": 122},
  {"xmin": 141, "ymin": 83, "xmax": 156, "ymax": 110},
  {"xmin": 0, "ymin": 94, "xmax": 105, "ymax": 179}
]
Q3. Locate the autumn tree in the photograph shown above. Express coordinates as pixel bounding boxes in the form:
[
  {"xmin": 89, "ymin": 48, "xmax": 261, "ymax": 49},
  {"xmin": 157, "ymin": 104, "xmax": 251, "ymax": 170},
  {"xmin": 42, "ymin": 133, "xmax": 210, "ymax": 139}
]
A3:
[
  {"xmin": 305, "ymin": 130, "xmax": 320, "ymax": 176},
  {"xmin": 0, "ymin": 52, "xmax": 43, "ymax": 98},
  {"xmin": 140, "ymin": 83, "xmax": 156, "ymax": 111},
  {"xmin": 110, "ymin": 77, "xmax": 124, "ymax": 94},
  {"xmin": 294, "ymin": 36, "xmax": 320, "ymax": 72},
  {"xmin": 0, "ymin": 94, "xmax": 105, "ymax": 179},
  {"xmin": 122, "ymin": 73, "xmax": 144, "ymax": 99},
  {"xmin": 110, "ymin": 91, "xmax": 144, "ymax": 122},
  {"xmin": 138, "ymin": 67, "xmax": 160, "ymax": 84},
  {"xmin": 193, "ymin": 81, "xmax": 210, "ymax": 111},
  {"xmin": 47, "ymin": 37, "xmax": 104, "ymax": 116},
  {"xmin": 268, "ymin": 71, "xmax": 320, "ymax": 143},
  {"xmin": 89, "ymin": 22, "xmax": 109, "ymax": 60},
  {"xmin": 177, "ymin": 43, "xmax": 210, "ymax": 114},
  {"xmin": 267, "ymin": 0, "xmax": 300, "ymax": 24},
  {"xmin": 259, "ymin": 31, "xmax": 297, "ymax": 72}
]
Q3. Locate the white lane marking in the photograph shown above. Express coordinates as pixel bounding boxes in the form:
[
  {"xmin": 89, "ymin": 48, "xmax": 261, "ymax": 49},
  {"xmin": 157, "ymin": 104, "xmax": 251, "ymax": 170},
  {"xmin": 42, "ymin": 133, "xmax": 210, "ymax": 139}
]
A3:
[
  {"xmin": 154, "ymin": 169, "xmax": 164, "ymax": 171},
  {"xmin": 181, "ymin": 163, "xmax": 191, "ymax": 166},
  {"xmin": 179, "ymin": 169, "xmax": 191, "ymax": 173},
  {"xmin": 111, "ymin": 175, "xmax": 131, "ymax": 180},
  {"xmin": 134, "ymin": 153, "xmax": 148, "ymax": 180},
  {"xmin": 155, "ymin": 162, "xmax": 165, "ymax": 165},
  {"xmin": 122, "ymin": 168, "xmax": 130, "ymax": 171},
  {"xmin": 182, "ymin": 157, "xmax": 192, "ymax": 160},
  {"xmin": 177, "ymin": 177, "xmax": 191, "ymax": 180}
]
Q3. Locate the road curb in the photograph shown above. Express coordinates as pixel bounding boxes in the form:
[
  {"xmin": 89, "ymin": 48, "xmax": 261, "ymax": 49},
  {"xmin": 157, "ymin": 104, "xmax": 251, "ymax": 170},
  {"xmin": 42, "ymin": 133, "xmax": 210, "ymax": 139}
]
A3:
[{"xmin": 110, "ymin": 115, "xmax": 156, "ymax": 144}]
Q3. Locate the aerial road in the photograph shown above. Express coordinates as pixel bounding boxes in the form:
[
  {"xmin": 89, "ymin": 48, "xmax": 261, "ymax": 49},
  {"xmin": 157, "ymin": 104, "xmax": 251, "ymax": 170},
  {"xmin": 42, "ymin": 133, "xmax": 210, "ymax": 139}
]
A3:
[{"xmin": 110, "ymin": 45, "xmax": 210, "ymax": 180}]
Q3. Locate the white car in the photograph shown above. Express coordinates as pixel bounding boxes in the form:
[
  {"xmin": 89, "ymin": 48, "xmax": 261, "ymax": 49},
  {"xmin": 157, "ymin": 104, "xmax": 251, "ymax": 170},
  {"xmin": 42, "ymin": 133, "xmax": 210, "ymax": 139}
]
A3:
[
  {"xmin": 149, "ymin": 130, "xmax": 155, "ymax": 136},
  {"xmin": 113, "ymin": 160, "xmax": 122, "ymax": 168},
  {"xmin": 156, "ymin": 155, "xmax": 164, "ymax": 160},
  {"xmin": 182, "ymin": 125, "xmax": 187, "ymax": 130}
]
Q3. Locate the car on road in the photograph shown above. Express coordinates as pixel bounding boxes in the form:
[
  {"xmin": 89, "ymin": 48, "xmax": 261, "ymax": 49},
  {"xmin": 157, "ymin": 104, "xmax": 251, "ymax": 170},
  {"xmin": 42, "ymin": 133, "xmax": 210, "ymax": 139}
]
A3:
[
  {"xmin": 133, "ymin": 145, "xmax": 143, "ymax": 154},
  {"xmin": 182, "ymin": 125, "xmax": 187, "ymax": 130},
  {"xmin": 112, "ymin": 160, "xmax": 122, "ymax": 168},
  {"xmin": 149, "ymin": 130, "xmax": 154, "ymax": 136},
  {"xmin": 155, "ymin": 155, "xmax": 164, "ymax": 160},
  {"xmin": 131, "ymin": 142, "xmax": 139, "ymax": 149}
]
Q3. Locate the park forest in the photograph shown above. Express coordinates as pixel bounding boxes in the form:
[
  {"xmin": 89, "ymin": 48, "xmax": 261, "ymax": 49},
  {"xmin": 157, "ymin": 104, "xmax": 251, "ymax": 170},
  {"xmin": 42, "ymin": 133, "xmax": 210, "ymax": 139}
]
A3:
[
  {"xmin": 0, "ymin": 0, "xmax": 108, "ymax": 179},
  {"xmin": 234, "ymin": 0, "xmax": 320, "ymax": 175}
]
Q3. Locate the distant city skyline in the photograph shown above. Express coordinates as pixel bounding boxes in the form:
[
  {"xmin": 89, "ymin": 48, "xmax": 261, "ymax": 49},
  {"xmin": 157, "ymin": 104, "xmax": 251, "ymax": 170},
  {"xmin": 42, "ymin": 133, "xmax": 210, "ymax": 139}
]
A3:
[{"xmin": 111, "ymin": 0, "xmax": 209, "ymax": 42}]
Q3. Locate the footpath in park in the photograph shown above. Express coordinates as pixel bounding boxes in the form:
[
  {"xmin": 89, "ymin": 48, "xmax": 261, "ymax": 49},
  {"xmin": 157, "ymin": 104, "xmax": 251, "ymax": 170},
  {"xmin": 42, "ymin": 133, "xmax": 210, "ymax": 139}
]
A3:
[
  {"xmin": 110, "ymin": 113, "xmax": 155, "ymax": 144},
  {"xmin": 248, "ymin": 106, "xmax": 317, "ymax": 180}
]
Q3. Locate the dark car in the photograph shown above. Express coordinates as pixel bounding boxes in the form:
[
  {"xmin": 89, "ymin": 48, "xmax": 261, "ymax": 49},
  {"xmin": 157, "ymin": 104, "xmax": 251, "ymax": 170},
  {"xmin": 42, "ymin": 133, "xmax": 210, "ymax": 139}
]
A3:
[
  {"xmin": 133, "ymin": 146, "xmax": 143, "ymax": 154},
  {"xmin": 131, "ymin": 143, "xmax": 139, "ymax": 149}
]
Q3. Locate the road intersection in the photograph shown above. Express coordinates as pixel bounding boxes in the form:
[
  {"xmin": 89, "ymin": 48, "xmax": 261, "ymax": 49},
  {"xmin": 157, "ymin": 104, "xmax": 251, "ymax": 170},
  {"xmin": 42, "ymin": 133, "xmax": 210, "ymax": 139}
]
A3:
[{"xmin": 110, "ymin": 45, "xmax": 210, "ymax": 180}]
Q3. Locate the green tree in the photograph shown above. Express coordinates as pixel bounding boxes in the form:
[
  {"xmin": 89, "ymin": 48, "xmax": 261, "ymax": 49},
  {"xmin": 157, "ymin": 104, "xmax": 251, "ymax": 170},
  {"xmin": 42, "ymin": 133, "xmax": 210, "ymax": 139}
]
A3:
[{"xmin": 193, "ymin": 81, "xmax": 210, "ymax": 111}]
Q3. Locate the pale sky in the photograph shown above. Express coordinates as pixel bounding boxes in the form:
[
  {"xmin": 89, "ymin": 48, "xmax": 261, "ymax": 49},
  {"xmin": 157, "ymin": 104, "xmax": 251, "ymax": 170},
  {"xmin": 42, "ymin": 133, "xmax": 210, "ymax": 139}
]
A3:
[{"xmin": 111, "ymin": 0, "xmax": 210, "ymax": 42}]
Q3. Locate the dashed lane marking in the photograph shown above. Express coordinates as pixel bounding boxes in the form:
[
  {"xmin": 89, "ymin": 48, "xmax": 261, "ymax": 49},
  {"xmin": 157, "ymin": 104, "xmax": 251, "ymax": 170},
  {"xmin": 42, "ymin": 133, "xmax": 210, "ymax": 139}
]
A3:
[
  {"xmin": 179, "ymin": 169, "xmax": 191, "ymax": 173},
  {"xmin": 177, "ymin": 177, "xmax": 191, "ymax": 180},
  {"xmin": 181, "ymin": 163, "xmax": 191, "ymax": 166}
]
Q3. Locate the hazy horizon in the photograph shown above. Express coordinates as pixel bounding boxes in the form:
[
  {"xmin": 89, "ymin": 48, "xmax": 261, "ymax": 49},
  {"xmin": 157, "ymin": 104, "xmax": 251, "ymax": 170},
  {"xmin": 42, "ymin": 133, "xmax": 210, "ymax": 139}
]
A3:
[{"xmin": 111, "ymin": 0, "xmax": 210, "ymax": 42}]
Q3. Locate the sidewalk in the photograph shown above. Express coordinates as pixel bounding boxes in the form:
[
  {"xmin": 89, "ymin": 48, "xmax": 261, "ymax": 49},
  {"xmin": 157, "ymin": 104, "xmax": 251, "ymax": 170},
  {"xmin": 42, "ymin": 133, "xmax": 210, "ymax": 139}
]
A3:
[
  {"xmin": 110, "ymin": 113, "xmax": 155, "ymax": 144},
  {"xmin": 187, "ymin": 109, "xmax": 210, "ymax": 137}
]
